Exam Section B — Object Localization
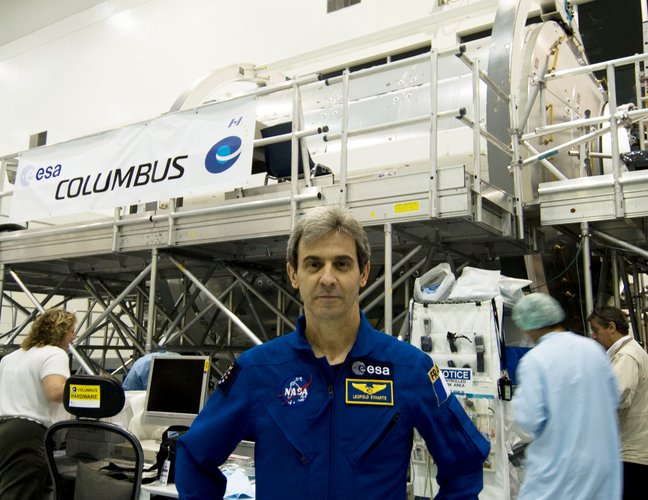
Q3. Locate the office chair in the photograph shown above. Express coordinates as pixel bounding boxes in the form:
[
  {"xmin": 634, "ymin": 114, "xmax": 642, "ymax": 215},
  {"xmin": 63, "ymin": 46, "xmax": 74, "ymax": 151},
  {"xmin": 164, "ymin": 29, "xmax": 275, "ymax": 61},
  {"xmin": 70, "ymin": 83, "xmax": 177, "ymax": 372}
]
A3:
[
  {"xmin": 260, "ymin": 121, "xmax": 332, "ymax": 185},
  {"xmin": 44, "ymin": 375, "xmax": 144, "ymax": 500}
]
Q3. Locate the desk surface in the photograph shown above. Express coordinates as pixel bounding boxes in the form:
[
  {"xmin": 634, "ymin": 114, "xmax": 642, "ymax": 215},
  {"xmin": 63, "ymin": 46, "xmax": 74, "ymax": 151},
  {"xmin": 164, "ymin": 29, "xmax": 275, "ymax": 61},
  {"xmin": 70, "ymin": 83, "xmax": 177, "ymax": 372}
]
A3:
[
  {"xmin": 140, "ymin": 480, "xmax": 178, "ymax": 499},
  {"xmin": 140, "ymin": 479, "xmax": 256, "ymax": 500},
  {"xmin": 138, "ymin": 446, "xmax": 255, "ymax": 500}
]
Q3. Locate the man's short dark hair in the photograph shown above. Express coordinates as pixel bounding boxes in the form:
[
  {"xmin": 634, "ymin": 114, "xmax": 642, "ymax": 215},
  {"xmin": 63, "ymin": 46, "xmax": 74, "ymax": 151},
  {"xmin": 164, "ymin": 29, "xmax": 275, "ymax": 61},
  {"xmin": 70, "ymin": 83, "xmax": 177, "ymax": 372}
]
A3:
[
  {"xmin": 587, "ymin": 306, "xmax": 629, "ymax": 335},
  {"xmin": 286, "ymin": 205, "xmax": 371, "ymax": 271}
]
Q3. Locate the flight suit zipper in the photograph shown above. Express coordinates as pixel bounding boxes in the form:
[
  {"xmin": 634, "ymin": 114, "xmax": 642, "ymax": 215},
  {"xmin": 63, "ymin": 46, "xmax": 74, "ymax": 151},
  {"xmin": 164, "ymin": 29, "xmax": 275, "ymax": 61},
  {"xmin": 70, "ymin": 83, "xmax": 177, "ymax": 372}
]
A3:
[
  {"xmin": 322, "ymin": 359, "xmax": 348, "ymax": 500},
  {"xmin": 361, "ymin": 410, "xmax": 401, "ymax": 458}
]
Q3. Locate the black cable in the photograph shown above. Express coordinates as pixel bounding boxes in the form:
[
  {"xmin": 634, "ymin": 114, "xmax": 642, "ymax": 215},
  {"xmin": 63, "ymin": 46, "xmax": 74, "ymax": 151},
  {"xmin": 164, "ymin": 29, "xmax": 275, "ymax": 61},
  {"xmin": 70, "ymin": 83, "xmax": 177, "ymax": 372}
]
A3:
[{"xmin": 529, "ymin": 238, "xmax": 584, "ymax": 292}]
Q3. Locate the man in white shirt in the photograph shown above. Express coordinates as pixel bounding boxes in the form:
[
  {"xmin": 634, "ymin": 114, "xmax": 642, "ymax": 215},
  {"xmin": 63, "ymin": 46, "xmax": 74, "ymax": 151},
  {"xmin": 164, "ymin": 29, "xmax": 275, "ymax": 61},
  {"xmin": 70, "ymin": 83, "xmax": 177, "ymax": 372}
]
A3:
[{"xmin": 589, "ymin": 306, "xmax": 648, "ymax": 500}]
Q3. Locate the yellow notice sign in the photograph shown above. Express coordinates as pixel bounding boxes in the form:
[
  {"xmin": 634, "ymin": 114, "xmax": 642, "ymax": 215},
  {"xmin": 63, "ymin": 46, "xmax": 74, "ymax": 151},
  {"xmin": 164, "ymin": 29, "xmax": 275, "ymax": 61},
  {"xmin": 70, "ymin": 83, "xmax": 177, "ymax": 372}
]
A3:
[
  {"xmin": 69, "ymin": 384, "xmax": 101, "ymax": 408},
  {"xmin": 394, "ymin": 201, "xmax": 420, "ymax": 214}
]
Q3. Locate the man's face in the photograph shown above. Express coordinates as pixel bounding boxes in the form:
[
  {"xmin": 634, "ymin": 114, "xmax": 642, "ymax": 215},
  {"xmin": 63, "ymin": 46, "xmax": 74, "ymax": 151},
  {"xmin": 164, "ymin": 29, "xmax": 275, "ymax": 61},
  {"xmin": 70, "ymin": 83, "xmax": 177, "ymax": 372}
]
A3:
[
  {"xmin": 589, "ymin": 318, "xmax": 615, "ymax": 350},
  {"xmin": 287, "ymin": 230, "xmax": 369, "ymax": 323}
]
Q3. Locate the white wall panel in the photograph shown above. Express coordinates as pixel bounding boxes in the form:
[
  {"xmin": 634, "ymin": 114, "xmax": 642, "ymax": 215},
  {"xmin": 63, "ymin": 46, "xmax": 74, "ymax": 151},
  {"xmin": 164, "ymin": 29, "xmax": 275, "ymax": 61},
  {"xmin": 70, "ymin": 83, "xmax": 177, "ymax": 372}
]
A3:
[{"xmin": 0, "ymin": 0, "xmax": 502, "ymax": 156}]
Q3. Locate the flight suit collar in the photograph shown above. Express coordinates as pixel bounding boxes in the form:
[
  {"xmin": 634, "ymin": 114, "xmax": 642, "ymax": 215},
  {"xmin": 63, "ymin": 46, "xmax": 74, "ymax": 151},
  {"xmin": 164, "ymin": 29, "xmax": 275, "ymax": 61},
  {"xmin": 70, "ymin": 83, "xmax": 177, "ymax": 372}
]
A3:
[{"xmin": 292, "ymin": 310, "xmax": 377, "ymax": 359}]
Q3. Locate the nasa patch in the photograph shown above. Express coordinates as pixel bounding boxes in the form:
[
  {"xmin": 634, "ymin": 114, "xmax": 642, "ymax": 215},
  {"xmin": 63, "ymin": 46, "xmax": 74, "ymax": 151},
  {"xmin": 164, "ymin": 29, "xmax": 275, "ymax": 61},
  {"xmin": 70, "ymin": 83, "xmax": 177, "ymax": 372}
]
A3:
[{"xmin": 278, "ymin": 375, "xmax": 312, "ymax": 407}]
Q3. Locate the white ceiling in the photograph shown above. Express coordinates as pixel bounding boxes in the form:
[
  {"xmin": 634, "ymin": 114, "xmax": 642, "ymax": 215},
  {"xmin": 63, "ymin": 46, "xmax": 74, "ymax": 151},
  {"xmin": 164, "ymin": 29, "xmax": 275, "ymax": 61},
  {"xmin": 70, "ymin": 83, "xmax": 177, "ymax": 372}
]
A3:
[{"xmin": 0, "ymin": 0, "xmax": 105, "ymax": 47}]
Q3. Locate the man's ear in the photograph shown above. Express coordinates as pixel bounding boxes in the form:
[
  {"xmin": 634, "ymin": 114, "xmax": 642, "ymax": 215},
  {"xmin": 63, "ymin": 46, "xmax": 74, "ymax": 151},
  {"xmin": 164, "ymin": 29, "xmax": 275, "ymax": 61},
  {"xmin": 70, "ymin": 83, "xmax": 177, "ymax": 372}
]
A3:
[
  {"xmin": 359, "ymin": 262, "xmax": 370, "ymax": 288},
  {"xmin": 286, "ymin": 262, "xmax": 299, "ymax": 289}
]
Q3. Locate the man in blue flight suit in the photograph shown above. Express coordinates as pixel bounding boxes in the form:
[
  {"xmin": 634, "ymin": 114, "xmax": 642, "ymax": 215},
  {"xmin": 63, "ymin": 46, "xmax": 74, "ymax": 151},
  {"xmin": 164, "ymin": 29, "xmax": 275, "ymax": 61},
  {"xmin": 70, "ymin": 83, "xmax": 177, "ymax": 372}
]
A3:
[{"xmin": 176, "ymin": 205, "xmax": 490, "ymax": 499}]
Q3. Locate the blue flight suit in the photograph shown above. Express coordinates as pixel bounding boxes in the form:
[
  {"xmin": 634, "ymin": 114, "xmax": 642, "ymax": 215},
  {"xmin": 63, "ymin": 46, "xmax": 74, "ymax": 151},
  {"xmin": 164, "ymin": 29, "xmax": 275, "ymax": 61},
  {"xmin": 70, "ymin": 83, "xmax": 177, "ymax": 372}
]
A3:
[{"xmin": 176, "ymin": 312, "xmax": 489, "ymax": 499}]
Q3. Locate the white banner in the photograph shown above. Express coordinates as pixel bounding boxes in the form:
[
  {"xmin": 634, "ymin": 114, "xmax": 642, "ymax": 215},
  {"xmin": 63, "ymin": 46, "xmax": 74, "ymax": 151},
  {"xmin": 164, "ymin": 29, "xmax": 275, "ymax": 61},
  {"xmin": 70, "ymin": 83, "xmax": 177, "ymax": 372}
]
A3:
[{"xmin": 10, "ymin": 96, "xmax": 257, "ymax": 222}]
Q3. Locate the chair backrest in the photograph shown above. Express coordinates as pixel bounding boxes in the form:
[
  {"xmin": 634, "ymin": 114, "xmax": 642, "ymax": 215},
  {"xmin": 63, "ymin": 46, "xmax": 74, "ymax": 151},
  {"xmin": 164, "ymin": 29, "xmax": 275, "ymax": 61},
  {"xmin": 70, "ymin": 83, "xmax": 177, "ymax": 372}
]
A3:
[
  {"xmin": 44, "ymin": 375, "xmax": 145, "ymax": 500},
  {"xmin": 260, "ymin": 122, "xmax": 315, "ymax": 180},
  {"xmin": 63, "ymin": 374, "xmax": 125, "ymax": 419}
]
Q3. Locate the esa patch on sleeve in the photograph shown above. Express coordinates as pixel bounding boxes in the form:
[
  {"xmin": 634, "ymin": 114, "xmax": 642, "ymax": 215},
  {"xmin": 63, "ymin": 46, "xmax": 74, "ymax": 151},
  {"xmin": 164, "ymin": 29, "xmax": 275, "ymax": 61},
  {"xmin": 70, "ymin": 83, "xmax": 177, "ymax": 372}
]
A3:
[
  {"xmin": 218, "ymin": 362, "xmax": 241, "ymax": 395},
  {"xmin": 428, "ymin": 363, "xmax": 450, "ymax": 405}
]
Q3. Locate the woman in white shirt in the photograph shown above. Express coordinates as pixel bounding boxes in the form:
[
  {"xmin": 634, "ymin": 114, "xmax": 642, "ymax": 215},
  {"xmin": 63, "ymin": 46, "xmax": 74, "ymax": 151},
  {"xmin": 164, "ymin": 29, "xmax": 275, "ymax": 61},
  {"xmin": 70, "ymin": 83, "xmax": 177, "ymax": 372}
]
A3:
[{"xmin": 0, "ymin": 308, "xmax": 76, "ymax": 500}]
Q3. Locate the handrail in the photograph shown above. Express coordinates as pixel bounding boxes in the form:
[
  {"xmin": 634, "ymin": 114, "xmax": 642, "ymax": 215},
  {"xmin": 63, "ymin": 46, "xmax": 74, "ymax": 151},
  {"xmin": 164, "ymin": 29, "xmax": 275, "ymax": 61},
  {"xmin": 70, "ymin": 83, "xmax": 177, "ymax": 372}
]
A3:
[
  {"xmin": 546, "ymin": 52, "xmax": 648, "ymax": 81},
  {"xmin": 0, "ymin": 188, "xmax": 322, "ymax": 243}
]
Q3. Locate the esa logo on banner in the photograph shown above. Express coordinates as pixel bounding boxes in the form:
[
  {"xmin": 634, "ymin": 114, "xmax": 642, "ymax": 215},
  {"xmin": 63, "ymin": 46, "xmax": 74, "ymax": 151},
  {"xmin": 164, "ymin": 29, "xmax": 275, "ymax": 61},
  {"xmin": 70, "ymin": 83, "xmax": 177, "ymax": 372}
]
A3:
[
  {"xmin": 204, "ymin": 136, "xmax": 242, "ymax": 174},
  {"xmin": 19, "ymin": 164, "xmax": 61, "ymax": 187}
]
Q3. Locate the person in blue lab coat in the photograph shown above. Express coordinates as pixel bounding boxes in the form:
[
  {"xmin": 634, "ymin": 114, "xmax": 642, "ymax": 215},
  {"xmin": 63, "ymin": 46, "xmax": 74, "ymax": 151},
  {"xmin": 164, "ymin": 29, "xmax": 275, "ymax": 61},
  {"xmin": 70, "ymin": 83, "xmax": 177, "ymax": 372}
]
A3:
[
  {"xmin": 122, "ymin": 350, "xmax": 179, "ymax": 391},
  {"xmin": 511, "ymin": 293, "xmax": 622, "ymax": 500},
  {"xmin": 176, "ymin": 205, "xmax": 490, "ymax": 499}
]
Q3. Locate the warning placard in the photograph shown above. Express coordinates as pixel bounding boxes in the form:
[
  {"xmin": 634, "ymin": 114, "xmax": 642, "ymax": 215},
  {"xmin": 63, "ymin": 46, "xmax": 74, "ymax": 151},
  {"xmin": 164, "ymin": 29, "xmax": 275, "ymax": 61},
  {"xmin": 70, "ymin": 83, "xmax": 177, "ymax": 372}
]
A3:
[
  {"xmin": 69, "ymin": 384, "xmax": 101, "ymax": 408},
  {"xmin": 441, "ymin": 367, "xmax": 474, "ymax": 394}
]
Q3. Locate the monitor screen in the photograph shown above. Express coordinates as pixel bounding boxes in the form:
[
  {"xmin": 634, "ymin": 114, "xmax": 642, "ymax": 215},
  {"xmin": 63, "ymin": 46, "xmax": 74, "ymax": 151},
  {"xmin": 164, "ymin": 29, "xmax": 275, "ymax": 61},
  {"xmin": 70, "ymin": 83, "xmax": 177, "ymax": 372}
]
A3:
[{"xmin": 143, "ymin": 355, "xmax": 210, "ymax": 428}]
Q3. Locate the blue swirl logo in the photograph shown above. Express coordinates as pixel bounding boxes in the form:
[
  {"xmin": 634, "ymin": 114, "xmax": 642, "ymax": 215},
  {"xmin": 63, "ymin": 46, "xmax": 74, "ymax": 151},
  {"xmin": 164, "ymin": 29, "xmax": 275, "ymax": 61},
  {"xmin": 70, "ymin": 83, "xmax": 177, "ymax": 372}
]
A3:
[
  {"xmin": 204, "ymin": 136, "xmax": 242, "ymax": 174},
  {"xmin": 19, "ymin": 166, "xmax": 35, "ymax": 187}
]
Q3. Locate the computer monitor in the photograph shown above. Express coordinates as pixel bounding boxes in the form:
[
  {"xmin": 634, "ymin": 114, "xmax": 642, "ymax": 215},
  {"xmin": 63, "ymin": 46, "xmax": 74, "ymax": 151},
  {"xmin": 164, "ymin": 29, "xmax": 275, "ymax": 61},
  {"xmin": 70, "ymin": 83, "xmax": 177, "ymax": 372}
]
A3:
[{"xmin": 143, "ymin": 355, "xmax": 210, "ymax": 428}]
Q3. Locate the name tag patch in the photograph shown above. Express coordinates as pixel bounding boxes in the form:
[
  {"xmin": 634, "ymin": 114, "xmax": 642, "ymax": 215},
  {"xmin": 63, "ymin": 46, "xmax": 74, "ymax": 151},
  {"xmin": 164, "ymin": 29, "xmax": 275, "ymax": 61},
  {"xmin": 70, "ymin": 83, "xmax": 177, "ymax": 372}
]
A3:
[{"xmin": 345, "ymin": 378, "xmax": 394, "ymax": 406}]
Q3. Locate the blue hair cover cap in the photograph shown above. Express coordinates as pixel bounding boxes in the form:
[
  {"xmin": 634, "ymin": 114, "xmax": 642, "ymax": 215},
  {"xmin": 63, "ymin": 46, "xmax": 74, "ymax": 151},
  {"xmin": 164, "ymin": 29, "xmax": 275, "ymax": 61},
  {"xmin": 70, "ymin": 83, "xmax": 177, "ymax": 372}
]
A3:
[{"xmin": 512, "ymin": 293, "xmax": 566, "ymax": 331}]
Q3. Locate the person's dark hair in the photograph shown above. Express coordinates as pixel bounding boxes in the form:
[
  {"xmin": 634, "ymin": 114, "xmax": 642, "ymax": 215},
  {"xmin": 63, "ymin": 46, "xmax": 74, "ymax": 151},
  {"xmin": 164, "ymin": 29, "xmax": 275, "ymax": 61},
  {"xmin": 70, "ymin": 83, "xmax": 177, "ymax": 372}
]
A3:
[
  {"xmin": 22, "ymin": 308, "xmax": 76, "ymax": 349},
  {"xmin": 286, "ymin": 205, "xmax": 371, "ymax": 271},
  {"xmin": 587, "ymin": 306, "xmax": 629, "ymax": 335}
]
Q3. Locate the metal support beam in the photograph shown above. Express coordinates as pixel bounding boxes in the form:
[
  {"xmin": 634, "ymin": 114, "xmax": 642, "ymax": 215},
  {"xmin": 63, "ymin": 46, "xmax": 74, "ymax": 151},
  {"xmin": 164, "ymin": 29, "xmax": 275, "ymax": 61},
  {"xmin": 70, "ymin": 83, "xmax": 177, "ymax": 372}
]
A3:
[
  {"xmin": 631, "ymin": 263, "xmax": 647, "ymax": 346},
  {"xmin": 580, "ymin": 222, "xmax": 594, "ymax": 333},
  {"xmin": 360, "ymin": 245, "xmax": 423, "ymax": 301},
  {"xmin": 259, "ymin": 272, "xmax": 302, "ymax": 310},
  {"xmin": 618, "ymin": 257, "xmax": 642, "ymax": 346},
  {"xmin": 364, "ymin": 257, "xmax": 427, "ymax": 313},
  {"xmin": 238, "ymin": 283, "xmax": 270, "ymax": 341},
  {"xmin": 591, "ymin": 229, "xmax": 648, "ymax": 260},
  {"xmin": 146, "ymin": 248, "xmax": 159, "ymax": 353},
  {"xmin": 80, "ymin": 278, "xmax": 146, "ymax": 355},
  {"xmin": 96, "ymin": 280, "xmax": 147, "ymax": 339},
  {"xmin": 429, "ymin": 49, "xmax": 440, "ymax": 218},
  {"xmin": 225, "ymin": 266, "xmax": 296, "ymax": 331},
  {"xmin": 384, "ymin": 223, "xmax": 393, "ymax": 335},
  {"xmin": 595, "ymin": 249, "xmax": 610, "ymax": 308},
  {"xmin": 7, "ymin": 269, "xmax": 96, "ymax": 374},
  {"xmin": 161, "ymin": 303, "xmax": 217, "ymax": 347},
  {"xmin": 5, "ymin": 270, "xmax": 95, "ymax": 374},
  {"xmin": 472, "ymin": 57, "xmax": 483, "ymax": 223},
  {"xmin": 340, "ymin": 69, "xmax": 350, "ymax": 208},
  {"xmin": 518, "ymin": 55, "xmax": 550, "ymax": 132},
  {"xmin": 169, "ymin": 256, "xmax": 262, "ymax": 346},
  {"xmin": 157, "ymin": 264, "xmax": 218, "ymax": 343},
  {"xmin": 3, "ymin": 274, "xmax": 70, "ymax": 345},
  {"xmin": 611, "ymin": 250, "xmax": 621, "ymax": 308},
  {"xmin": 606, "ymin": 64, "xmax": 625, "ymax": 218},
  {"xmin": 74, "ymin": 263, "xmax": 152, "ymax": 345}
]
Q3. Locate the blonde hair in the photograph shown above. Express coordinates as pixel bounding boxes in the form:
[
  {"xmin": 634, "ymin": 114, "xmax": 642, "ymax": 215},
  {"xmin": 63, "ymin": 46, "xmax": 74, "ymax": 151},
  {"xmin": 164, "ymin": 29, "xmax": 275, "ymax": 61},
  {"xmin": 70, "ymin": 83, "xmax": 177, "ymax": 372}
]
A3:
[{"xmin": 22, "ymin": 309, "xmax": 76, "ymax": 349}]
